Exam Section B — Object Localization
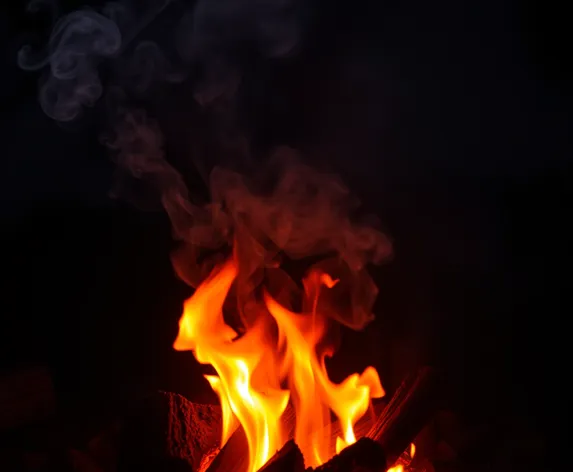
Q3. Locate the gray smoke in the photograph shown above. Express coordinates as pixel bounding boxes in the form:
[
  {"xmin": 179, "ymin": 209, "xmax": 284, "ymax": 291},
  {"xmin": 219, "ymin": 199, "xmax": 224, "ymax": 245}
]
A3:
[
  {"xmin": 185, "ymin": 0, "xmax": 302, "ymax": 104},
  {"xmin": 20, "ymin": 0, "xmax": 392, "ymax": 330},
  {"xmin": 18, "ymin": 0, "xmax": 303, "ymax": 120},
  {"xmin": 19, "ymin": 8, "xmax": 121, "ymax": 121},
  {"xmin": 18, "ymin": 0, "xmax": 180, "ymax": 121}
]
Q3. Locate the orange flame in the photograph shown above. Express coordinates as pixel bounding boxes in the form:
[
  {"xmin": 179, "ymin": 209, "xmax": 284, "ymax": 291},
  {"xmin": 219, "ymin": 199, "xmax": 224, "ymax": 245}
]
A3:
[
  {"xmin": 387, "ymin": 466, "xmax": 404, "ymax": 472},
  {"xmin": 174, "ymin": 256, "xmax": 384, "ymax": 472},
  {"xmin": 410, "ymin": 442, "xmax": 416, "ymax": 459}
]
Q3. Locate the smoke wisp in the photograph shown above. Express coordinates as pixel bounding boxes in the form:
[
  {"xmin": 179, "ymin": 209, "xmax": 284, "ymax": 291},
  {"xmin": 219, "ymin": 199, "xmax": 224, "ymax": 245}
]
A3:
[{"xmin": 20, "ymin": 0, "xmax": 392, "ymax": 331}]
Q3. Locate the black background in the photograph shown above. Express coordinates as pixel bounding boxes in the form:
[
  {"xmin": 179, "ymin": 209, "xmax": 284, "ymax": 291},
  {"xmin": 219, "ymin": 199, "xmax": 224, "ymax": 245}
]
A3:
[{"xmin": 0, "ymin": 0, "xmax": 571, "ymax": 469}]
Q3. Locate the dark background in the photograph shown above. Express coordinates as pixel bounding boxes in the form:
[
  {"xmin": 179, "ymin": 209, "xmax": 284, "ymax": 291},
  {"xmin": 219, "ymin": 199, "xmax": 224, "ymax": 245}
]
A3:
[{"xmin": 0, "ymin": 0, "xmax": 571, "ymax": 470}]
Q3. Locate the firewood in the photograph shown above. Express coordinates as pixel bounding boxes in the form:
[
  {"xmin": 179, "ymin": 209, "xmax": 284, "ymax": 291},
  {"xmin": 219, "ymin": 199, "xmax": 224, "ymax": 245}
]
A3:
[
  {"xmin": 367, "ymin": 367, "xmax": 440, "ymax": 466},
  {"xmin": 204, "ymin": 423, "xmax": 248, "ymax": 472},
  {"xmin": 0, "ymin": 367, "xmax": 55, "ymax": 432},
  {"xmin": 206, "ymin": 402, "xmax": 385, "ymax": 472},
  {"xmin": 117, "ymin": 391, "xmax": 221, "ymax": 472},
  {"xmin": 208, "ymin": 368, "xmax": 437, "ymax": 472},
  {"xmin": 313, "ymin": 437, "xmax": 386, "ymax": 472},
  {"xmin": 205, "ymin": 405, "xmax": 299, "ymax": 472},
  {"xmin": 258, "ymin": 440, "xmax": 304, "ymax": 472},
  {"xmin": 281, "ymin": 401, "xmax": 386, "ymax": 453},
  {"xmin": 308, "ymin": 368, "xmax": 438, "ymax": 472}
]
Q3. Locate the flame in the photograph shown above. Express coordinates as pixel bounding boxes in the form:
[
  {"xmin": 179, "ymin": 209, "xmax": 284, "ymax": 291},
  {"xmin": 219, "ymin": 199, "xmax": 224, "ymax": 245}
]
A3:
[
  {"xmin": 387, "ymin": 466, "xmax": 404, "ymax": 472},
  {"xmin": 386, "ymin": 442, "xmax": 416, "ymax": 472},
  {"xmin": 174, "ymin": 256, "xmax": 384, "ymax": 472}
]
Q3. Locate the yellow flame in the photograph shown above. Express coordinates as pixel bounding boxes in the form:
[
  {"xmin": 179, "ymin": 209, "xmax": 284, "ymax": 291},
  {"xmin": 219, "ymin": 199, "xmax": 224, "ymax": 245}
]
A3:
[
  {"xmin": 387, "ymin": 466, "xmax": 404, "ymax": 472},
  {"xmin": 174, "ymin": 257, "xmax": 384, "ymax": 472}
]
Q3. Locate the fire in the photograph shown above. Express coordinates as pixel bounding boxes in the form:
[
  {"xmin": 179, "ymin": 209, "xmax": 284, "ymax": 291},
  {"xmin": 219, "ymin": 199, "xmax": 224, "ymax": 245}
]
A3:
[
  {"xmin": 387, "ymin": 466, "xmax": 404, "ymax": 472},
  {"xmin": 173, "ymin": 259, "xmax": 289, "ymax": 472},
  {"xmin": 174, "ymin": 255, "xmax": 384, "ymax": 472},
  {"xmin": 386, "ymin": 442, "xmax": 416, "ymax": 472}
]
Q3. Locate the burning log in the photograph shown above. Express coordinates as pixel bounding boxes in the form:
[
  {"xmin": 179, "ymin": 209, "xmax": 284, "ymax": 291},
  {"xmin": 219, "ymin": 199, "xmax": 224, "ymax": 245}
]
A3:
[
  {"xmin": 313, "ymin": 438, "xmax": 386, "ymax": 472},
  {"xmin": 204, "ymin": 422, "xmax": 248, "ymax": 472},
  {"xmin": 302, "ymin": 367, "xmax": 438, "ymax": 472},
  {"xmin": 208, "ymin": 368, "xmax": 437, "ymax": 472},
  {"xmin": 111, "ymin": 368, "xmax": 436, "ymax": 472},
  {"xmin": 366, "ymin": 367, "xmax": 440, "ymax": 466},
  {"xmin": 117, "ymin": 391, "xmax": 221, "ymax": 472},
  {"xmin": 206, "ymin": 402, "xmax": 385, "ymax": 472},
  {"xmin": 211, "ymin": 436, "xmax": 384, "ymax": 472},
  {"xmin": 257, "ymin": 441, "xmax": 304, "ymax": 472},
  {"xmin": 295, "ymin": 367, "xmax": 438, "ymax": 472}
]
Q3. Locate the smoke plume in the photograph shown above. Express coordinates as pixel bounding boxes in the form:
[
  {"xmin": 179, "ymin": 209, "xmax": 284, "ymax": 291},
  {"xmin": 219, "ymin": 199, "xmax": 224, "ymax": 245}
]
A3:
[{"xmin": 20, "ymin": 0, "xmax": 392, "ymax": 330}]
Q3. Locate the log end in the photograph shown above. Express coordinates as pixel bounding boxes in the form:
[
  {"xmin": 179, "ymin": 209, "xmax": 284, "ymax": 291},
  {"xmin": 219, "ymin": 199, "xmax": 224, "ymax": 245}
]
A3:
[{"xmin": 118, "ymin": 391, "xmax": 221, "ymax": 472}]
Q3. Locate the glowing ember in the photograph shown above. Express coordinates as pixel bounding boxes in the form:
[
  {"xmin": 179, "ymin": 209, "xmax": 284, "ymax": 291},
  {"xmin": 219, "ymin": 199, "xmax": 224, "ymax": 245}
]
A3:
[
  {"xmin": 173, "ymin": 255, "xmax": 384, "ymax": 472},
  {"xmin": 410, "ymin": 442, "xmax": 416, "ymax": 459}
]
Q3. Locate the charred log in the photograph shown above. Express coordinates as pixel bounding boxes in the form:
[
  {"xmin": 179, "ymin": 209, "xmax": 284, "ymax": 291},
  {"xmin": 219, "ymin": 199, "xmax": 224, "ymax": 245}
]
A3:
[
  {"xmin": 306, "ymin": 367, "xmax": 438, "ymax": 472},
  {"xmin": 204, "ymin": 422, "xmax": 247, "ymax": 472},
  {"xmin": 122, "ymin": 368, "xmax": 437, "ymax": 472},
  {"xmin": 258, "ymin": 440, "xmax": 304, "ymax": 472},
  {"xmin": 206, "ymin": 402, "xmax": 385, "ymax": 472},
  {"xmin": 367, "ymin": 367, "xmax": 440, "ymax": 466},
  {"xmin": 117, "ymin": 391, "xmax": 221, "ymax": 472},
  {"xmin": 313, "ymin": 437, "xmax": 386, "ymax": 472}
]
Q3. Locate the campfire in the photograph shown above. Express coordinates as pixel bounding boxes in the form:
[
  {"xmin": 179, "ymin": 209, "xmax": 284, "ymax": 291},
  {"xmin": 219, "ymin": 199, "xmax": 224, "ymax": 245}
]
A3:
[
  {"xmin": 115, "ymin": 369, "xmax": 436, "ymax": 472},
  {"xmin": 170, "ymin": 251, "xmax": 435, "ymax": 472},
  {"xmin": 96, "ymin": 157, "xmax": 439, "ymax": 472},
  {"xmin": 173, "ymin": 256, "xmax": 384, "ymax": 472},
  {"xmin": 0, "ymin": 164, "xmax": 443, "ymax": 472},
  {"xmin": 3, "ymin": 1, "xmax": 455, "ymax": 471},
  {"xmin": 123, "ymin": 161, "xmax": 436, "ymax": 472}
]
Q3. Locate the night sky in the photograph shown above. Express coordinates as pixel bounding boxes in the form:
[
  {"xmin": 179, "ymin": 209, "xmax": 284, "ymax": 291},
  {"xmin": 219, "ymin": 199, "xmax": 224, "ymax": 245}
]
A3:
[{"xmin": 0, "ymin": 1, "xmax": 571, "ymax": 469}]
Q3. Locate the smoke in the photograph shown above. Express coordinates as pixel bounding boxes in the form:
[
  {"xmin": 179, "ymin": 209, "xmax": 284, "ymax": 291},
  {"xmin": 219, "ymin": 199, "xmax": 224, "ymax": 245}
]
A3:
[
  {"xmin": 186, "ymin": 0, "xmax": 303, "ymax": 104},
  {"xmin": 20, "ymin": 0, "xmax": 392, "ymax": 330},
  {"xmin": 18, "ymin": 0, "xmax": 303, "ymax": 119},
  {"xmin": 18, "ymin": 8, "xmax": 121, "ymax": 121},
  {"xmin": 207, "ymin": 152, "xmax": 390, "ymax": 270},
  {"xmin": 187, "ymin": 150, "xmax": 392, "ymax": 330}
]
